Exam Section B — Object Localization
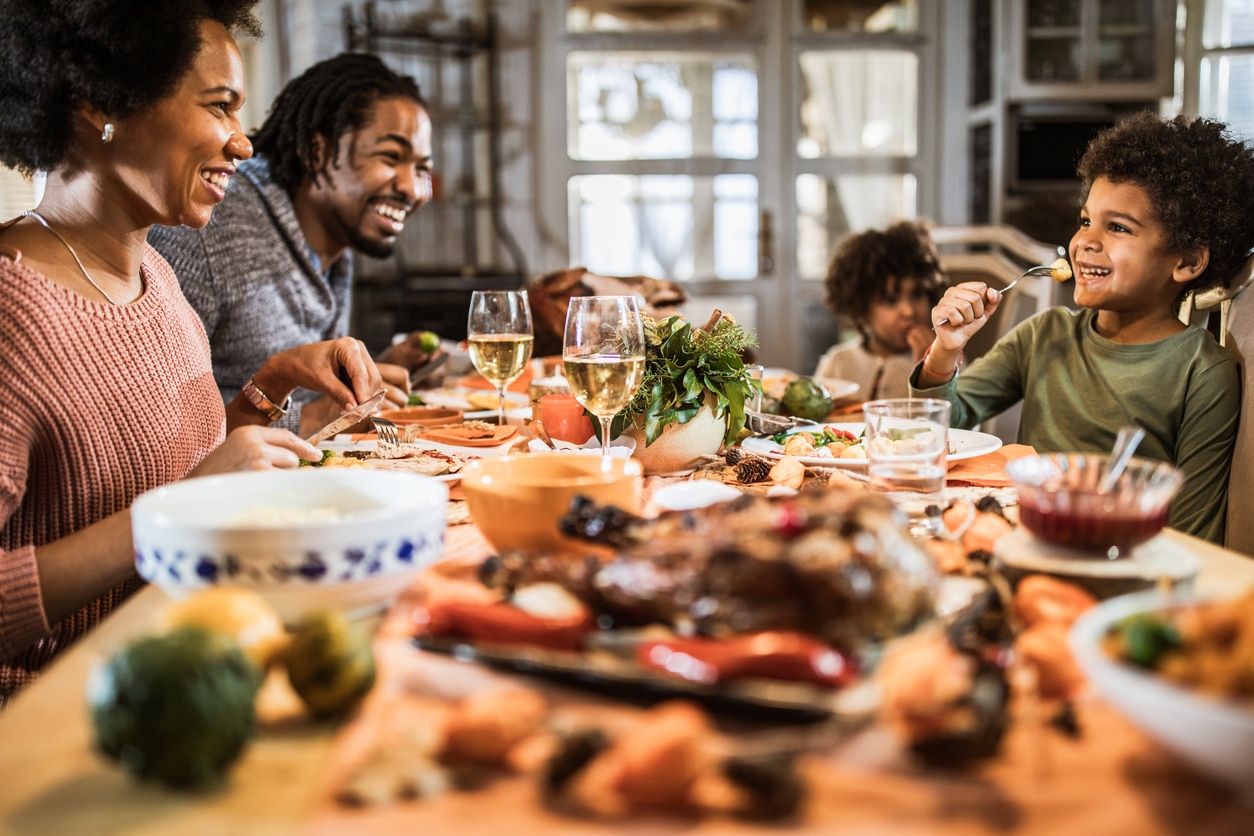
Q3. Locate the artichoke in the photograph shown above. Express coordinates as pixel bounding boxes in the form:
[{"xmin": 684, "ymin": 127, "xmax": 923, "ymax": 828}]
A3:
[
  {"xmin": 286, "ymin": 610, "xmax": 376, "ymax": 717},
  {"xmin": 781, "ymin": 378, "xmax": 834, "ymax": 423}
]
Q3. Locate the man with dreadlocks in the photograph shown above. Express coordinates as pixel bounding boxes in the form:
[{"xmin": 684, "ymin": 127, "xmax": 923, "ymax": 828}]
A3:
[{"xmin": 150, "ymin": 52, "xmax": 435, "ymax": 435}]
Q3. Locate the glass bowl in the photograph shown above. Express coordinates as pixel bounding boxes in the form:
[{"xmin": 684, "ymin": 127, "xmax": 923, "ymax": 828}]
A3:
[{"xmin": 1004, "ymin": 453, "xmax": 1184, "ymax": 557}]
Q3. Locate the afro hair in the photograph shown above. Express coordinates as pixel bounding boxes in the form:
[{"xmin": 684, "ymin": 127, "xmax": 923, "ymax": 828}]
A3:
[
  {"xmin": 1077, "ymin": 111, "xmax": 1254, "ymax": 294},
  {"xmin": 822, "ymin": 220, "xmax": 945, "ymax": 334},
  {"xmin": 0, "ymin": 0, "xmax": 262, "ymax": 175}
]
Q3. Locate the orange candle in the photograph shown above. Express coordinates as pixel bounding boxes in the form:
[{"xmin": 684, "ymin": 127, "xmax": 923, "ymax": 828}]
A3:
[{"xmin": 539, "ymin": 394, "xmax": 596, "ymax": 445}]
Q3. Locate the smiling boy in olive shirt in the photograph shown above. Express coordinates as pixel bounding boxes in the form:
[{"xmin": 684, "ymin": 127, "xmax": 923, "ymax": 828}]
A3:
[{"xmin": 913, "ymin": 113, "xmax": 1254, "ymax": 544}]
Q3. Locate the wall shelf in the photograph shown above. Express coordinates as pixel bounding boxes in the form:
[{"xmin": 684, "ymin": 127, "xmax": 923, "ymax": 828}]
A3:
[{"xmin": 343, "ymin": 1, "xmax": 527, "ymax": 349}]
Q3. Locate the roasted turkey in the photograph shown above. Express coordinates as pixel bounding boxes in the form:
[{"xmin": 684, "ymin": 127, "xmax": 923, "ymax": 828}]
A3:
[{"xmin": 479, "ymin": 488, "xmax": 939, "ymax": 650}]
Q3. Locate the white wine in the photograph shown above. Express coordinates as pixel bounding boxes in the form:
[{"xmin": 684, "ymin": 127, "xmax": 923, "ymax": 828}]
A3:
[
  {"xmin": 564, "ymin": 355, "xmax": 645, "ymax": 415},
  {"xmin": 468, "ymin": 334, "xmax": 534, "ymax": 387}
]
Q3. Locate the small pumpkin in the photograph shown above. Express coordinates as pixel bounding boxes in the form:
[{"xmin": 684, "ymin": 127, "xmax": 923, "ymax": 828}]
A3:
[{"xmin": 285, "ymin": 610, "xmax": 376, "ymax": 717}]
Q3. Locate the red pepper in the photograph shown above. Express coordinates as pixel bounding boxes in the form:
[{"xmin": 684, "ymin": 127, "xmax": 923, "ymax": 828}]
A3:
[
  {"xmin": 415, "ymin": 600, "xmax": 593, "ymax": 652},
  {"xmin": 636, "ymin": 631, "xmax": 858, "ymax": 688}
]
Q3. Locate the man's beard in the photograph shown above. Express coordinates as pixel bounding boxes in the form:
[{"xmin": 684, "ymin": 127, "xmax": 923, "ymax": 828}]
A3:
[{"xmin": 348, "ymin": 227, "xmax": 399, "ymax": 259}]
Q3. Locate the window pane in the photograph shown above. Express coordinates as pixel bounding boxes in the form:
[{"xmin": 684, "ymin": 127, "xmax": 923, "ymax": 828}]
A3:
[
  {"xmin": 795, "ymin": 173, "xmax": 917, "ymax": 280},
  {"xmin": 568, "ymin": 0, "xmax": 751, "ymax": 33},
  {"xmin": 803, "ymin": 0, "xmax": 918, "ymax": 33},
  {"xmin": 569, "ymin": 53, "xmax": 757, "ymax": 160},
  {"xmin": 798, "ymin": 51, "xmax": 918, "ymax": 158},
  {"xmin": 1204, "ymin": 0, "xmax": 1254, "ymax": 48},
  {"xmin": 570, "ymin": 174, "xmax": 759, "ymax": 281},
  {"xmin": 1200, "ymin": 55, "xmax": 1254, "ymax": 139}
]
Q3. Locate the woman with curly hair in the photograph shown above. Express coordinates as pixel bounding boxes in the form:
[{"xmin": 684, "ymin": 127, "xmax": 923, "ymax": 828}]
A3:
[
  {"xmin": 915, "ymin": 112, "xmax": 1254, "ymax": 544},
  {"xmin": 0, "ymin": 0, "xmax": 386, "ymax": 705},
  {"xmin": 814, "ymin": 220, "xmax": 945, "ymax": 402}
]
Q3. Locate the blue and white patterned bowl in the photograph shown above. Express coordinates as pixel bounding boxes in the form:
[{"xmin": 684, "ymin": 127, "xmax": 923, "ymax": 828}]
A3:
[{"xmin": 132, "ymin": 469, "xmax": 447, "ymax": 623}]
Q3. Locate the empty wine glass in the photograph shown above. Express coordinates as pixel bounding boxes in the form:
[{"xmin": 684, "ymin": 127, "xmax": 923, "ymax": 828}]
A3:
[
  {"xmin": 562, "ymin": 296, "xmax": 646, "ymax": 459},
  {"xmin": 467, "ymin": 290, "xmax": 534, "ymax": 425}
]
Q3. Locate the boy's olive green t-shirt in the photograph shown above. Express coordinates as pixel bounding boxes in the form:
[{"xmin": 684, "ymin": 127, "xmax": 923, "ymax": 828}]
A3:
[{"xmin": 912, "ymin": 307, "xmax": 1239, "ymax": 544}]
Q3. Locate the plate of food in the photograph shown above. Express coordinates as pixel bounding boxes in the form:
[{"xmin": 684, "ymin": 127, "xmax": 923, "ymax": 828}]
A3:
[
  {"xmin": 411, "ymin": 386, "xmax": 529, "ymax": 413},
  {"xmin": 312, "ymin": 439, "xmax": 476, "ymax": 480},
  {"xmin": 740, "ymin": 422, "xmax": 1003, "ymax": 468}
]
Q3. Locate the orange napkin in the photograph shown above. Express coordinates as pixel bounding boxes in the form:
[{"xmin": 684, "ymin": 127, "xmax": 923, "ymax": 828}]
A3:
[
  {"xmin": 456, "ymin": 366, "xmax": 535, "ymax": 393},
  {"xmin": 416, "ymin": 425, "xmax": 519, "ymax": 448},
  {"xmin": 946, "ymin": 443, "xmax": 1036, "ymax": 487}
]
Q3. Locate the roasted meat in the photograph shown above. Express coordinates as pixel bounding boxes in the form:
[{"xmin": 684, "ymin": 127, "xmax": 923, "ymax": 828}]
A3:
[{"xmin": 479, "ymin": 488, "xmax": 939, "ymax": 650}]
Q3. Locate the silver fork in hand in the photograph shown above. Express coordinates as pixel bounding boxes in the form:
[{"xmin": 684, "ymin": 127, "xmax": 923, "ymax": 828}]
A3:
[
  {"xmin": 935, "ymin": 263, "xmax": 1064, "ymax": 327},
  {"xmin": 370, "ymin": 416, "xmax": 400, "ymax": 452}
]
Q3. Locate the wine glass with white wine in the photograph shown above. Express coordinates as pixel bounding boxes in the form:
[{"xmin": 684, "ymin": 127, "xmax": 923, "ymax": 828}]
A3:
[
  {"xmin": 562, "ymin": 296, "xmax": 646, "ymax": 459},
  {"xmin": 467, "ymin": 290, "xmax": 534, "ymax": 426}
]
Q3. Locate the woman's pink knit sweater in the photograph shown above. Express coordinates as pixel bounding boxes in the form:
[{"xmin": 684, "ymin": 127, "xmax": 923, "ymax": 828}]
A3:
[{"xmin": 0, "ymin": 242, "xmax": 225, "ymax": 705}]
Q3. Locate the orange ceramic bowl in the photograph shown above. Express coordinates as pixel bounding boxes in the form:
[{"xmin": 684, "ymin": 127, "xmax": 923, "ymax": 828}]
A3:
[
  {"xmin": 376, "ymin": 406, "xmax": 463, "ymax": 428},
  {"xmin": 461, "ymin": 453, "xmax": 643, "ymax": 556}
]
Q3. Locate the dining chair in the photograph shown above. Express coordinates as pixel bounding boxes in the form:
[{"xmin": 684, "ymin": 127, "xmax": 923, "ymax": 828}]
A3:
[{"xmin": 1202, "ymin": 254, "xmax": 1254, "ymax": 555}]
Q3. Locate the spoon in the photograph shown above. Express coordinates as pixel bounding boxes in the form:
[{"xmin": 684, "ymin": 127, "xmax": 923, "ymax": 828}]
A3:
[
  {"xmin": 1098, "ymin": 425, "xmax": 1147, "ymax": 494},
  {"xmin": 529, "ymin": 419, "xmax": 558, "ymax": 450}
]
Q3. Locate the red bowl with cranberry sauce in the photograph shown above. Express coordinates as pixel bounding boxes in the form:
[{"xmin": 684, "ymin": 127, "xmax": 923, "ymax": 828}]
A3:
[{"xmin": 1004, "ymin": 453, "xmax": 1184, "ymax": 556}]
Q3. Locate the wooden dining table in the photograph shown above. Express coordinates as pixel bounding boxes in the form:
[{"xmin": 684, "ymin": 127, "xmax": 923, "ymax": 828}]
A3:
[{"xmin": 2, "ymin": 470, "xmax": 1254, "ymax": 835}]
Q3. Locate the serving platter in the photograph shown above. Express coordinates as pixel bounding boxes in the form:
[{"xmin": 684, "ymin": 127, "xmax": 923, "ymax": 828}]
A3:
[
  {"xmin": 412, "ymin": 575, "xmax": 986, "ymax": 722},
  {"xmin": 741, "ymin": 422, "xmax": 1003, "ymax": 469}
]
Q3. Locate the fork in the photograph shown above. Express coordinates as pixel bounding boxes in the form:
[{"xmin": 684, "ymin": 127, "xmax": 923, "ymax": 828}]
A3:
[
  {"xmin": 370, "ymin": 416, "xmax": 400, "ymax": 451},
  {"xmin": 935, "ymin": 263, "xmax": 1062, "ymax": 327}
]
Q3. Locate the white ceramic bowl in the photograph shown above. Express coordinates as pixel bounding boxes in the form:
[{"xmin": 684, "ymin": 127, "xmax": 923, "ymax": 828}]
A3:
[
  {"xmin": 1070, "ymin": 589, "xmax": 1254, "ymax": 799},
  {"xmin": 132, "ymin": 469, "xmax": 447, "ymax": 622}
]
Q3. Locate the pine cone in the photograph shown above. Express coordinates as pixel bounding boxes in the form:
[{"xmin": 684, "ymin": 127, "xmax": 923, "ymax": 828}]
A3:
[
  {"xmin": 735, "ymin": 456, "xmax": 772, "ymax": 483},
  {"xmin": 724, "ymin": 447, "xmax": 748, "ymax": 466}
]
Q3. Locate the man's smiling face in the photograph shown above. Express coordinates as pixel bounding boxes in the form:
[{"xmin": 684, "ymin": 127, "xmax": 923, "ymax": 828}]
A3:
[{"xmin": 307, "ymin": 95, "xmax": 432, "ymax": 259}]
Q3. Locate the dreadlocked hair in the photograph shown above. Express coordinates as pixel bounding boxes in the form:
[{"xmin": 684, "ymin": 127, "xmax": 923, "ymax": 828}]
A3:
[
  {"xmin": 251, "ymin": 52, "xmax": 427, "ymax": 195},
  {"xmin": 0, "ymin": 0, "xmax": 262, "ymax": 174},
  {"xmin": 1078, "ymin": 111, "xmax": 1254, "ymax": 294},
  {"xmin": 822, "ymin": 220, "xmax": 945, "ymax": 337}
]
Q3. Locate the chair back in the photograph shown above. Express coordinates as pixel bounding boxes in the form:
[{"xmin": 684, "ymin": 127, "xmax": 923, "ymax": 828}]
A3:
[
  {"xmin": 932, "ymin": 225, "xmax": 1071, "ymax": 443},
  {"xmin": 1215, "ymin": 255, "xmax": 1254, "ymax": 555}
]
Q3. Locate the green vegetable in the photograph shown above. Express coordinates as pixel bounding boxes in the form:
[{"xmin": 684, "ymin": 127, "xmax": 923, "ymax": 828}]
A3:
[
  {"xmin": 417, "ymin": 330, "xmax": 441, "ymax": 353},
  {"xmin": 780, "ymin": 378, "xmax": 833, "ymax": 423},
  {"xmin": 286, "ymin": 610, "xmax": 376, "ymax": 717},
  {"xmin": 619, "ymin": 312, "xmax": 760, "ymax": 447},
  {"xmin": 887, "ymin": 427, "xmax": 929, "ymax": 442},
  {"xmin": 1115, "ymin": 614, "xmax": 1181, "ymax": 668},
  {"xmin": 759, "ymin": 394, "xmax": 783, "ymax": 415},
  {"xmin": 772, "ymin": 425, "xmax": 862, "ymax": 449},
  {"xmin": 407, "ymin": 392, "xmax": 427, "ymax": 406},
  {"xmin": 299, "ymin": 449, "xmax": 336, "ymax": 468},
  {"xmin": 89, "ymin": 627, "xmax": 261, "ymax": 788}
]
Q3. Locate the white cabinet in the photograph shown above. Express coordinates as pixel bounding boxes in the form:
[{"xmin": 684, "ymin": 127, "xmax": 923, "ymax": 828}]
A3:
[{"xmin": 1005, "ymin": 0, "xmax": 1175, "ymax": 101}]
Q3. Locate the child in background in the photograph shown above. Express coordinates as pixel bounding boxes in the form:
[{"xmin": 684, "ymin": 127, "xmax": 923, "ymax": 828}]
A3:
[
  {"xmin": 815, "ymin": 221, "xmax": 946, "ymax": 402},
  {"xmin": 914, "ymin": 112, "xmax": 1254, "ymax": 544}
]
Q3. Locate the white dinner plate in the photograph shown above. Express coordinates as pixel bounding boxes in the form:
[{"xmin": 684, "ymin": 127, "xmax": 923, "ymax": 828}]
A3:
[
  {"xmin": 740, "ymin": 422, "xmax": 1003, "ymax": 469},
  {"xmin": 760, "ymin": 368, "xmax": 860, "ymax": 403},
  {"xmin": 413, "ymin": 386, "xmax": 529, "ymax": 412}
]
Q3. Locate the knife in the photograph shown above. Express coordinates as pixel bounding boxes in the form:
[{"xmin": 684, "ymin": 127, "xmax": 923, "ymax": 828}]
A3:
[
  {"xmin": 304, "ymin": 388, "xmax": 388, "ymax": 446},
  {"xmin": 408, "ymin": 352, "xmax": 449, "ymax": 386}
]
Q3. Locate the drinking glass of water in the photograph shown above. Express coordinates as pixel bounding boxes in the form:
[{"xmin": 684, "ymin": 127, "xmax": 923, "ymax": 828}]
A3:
[
  {"xmin": 562, "ymin": 296, "xmax": 646, "ymax": 459},
  {"xmin": 863, "ymin": 398, "xmax": 951, "ymax": 515},
  {"xmin": 467, "ymin": 290, "xmax": 534, "ymax": 425}
]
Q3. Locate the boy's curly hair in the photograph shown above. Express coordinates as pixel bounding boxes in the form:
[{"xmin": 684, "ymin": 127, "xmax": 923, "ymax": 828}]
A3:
[
  {"xmin": 0, "ymin": 0, "xmax": 262, "ymax": 176},
  {"xmin": 823, "ymin": 220, "xmax": 945, "ymax": 333},
  {"xmin": 1078, "ymin": 111, "xmax": 1254, "ymax": 294},
  {"xmin": 251, "ymin": 53, "xmax": 427, "ymax": 195}
]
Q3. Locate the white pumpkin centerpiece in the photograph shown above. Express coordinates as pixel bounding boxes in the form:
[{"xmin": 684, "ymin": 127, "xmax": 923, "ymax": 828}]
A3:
[{"xmin": 614, "ymin": 310, "xmax": 761, "ymax": 475}]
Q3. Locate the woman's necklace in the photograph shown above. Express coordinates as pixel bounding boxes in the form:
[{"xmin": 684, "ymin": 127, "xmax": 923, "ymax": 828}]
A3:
[{"xmin": 21, "ymin": 209, "xmax": 138, "ymax": 305}]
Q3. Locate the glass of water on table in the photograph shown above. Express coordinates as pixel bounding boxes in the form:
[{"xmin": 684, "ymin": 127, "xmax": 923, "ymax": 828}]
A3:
[{"xmin": 863, "ymin": 398, "xmax": 951, "ymax": 531}]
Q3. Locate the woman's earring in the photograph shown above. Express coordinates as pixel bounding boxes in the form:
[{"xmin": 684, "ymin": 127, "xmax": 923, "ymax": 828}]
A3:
[{"xmin": 101, "ymin": 123, "xmax": 114, "ymax": 144}]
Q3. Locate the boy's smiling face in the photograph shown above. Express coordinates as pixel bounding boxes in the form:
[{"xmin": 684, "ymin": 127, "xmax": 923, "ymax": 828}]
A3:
[{"xmin": 1069, "ymin": 177, "xmax": 1205, "ymax": 331}]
